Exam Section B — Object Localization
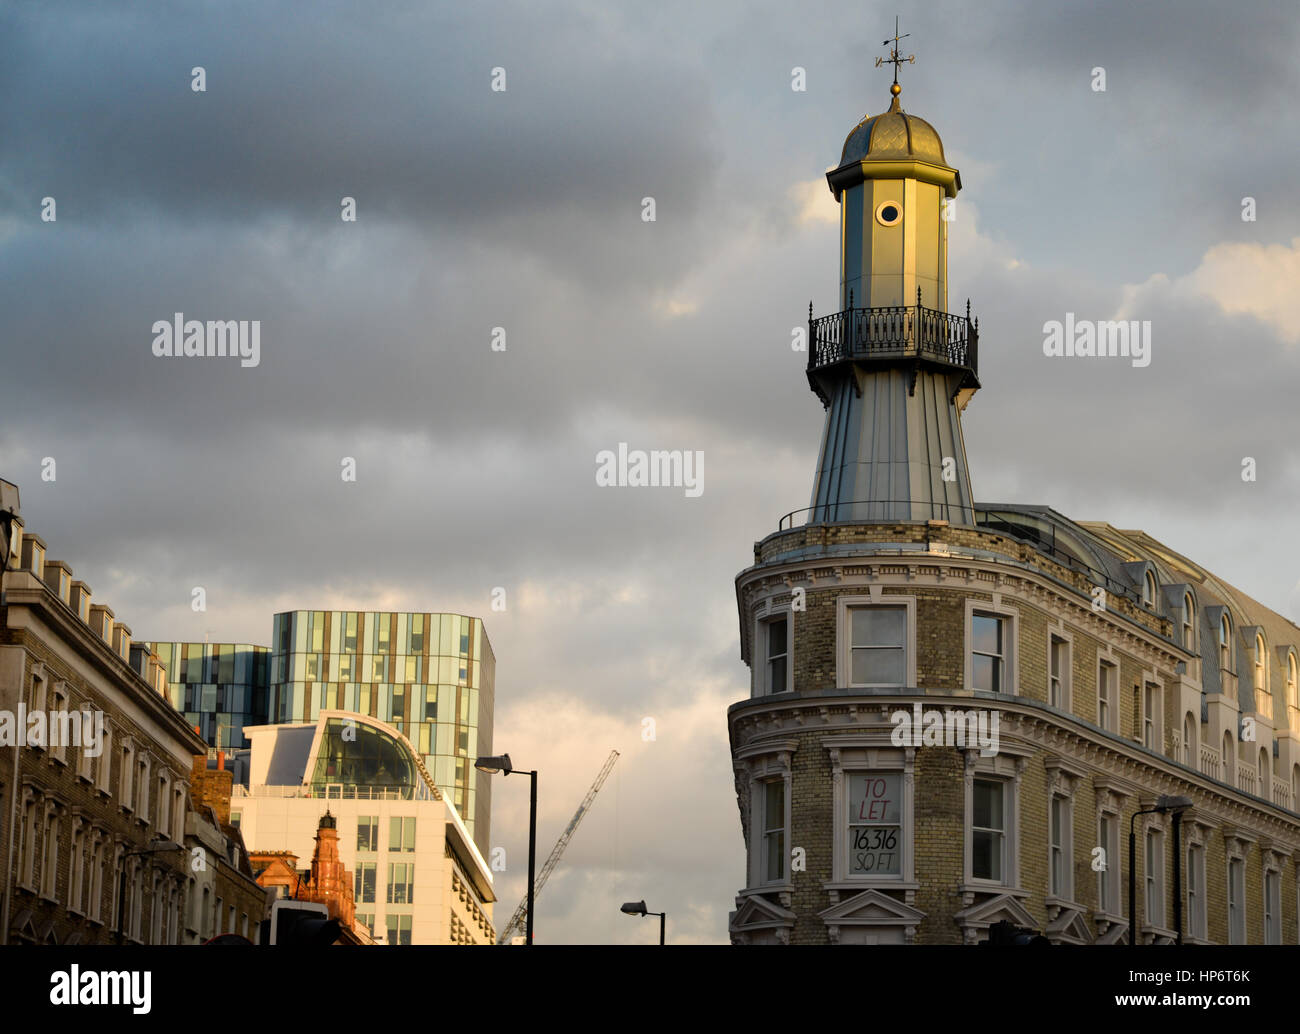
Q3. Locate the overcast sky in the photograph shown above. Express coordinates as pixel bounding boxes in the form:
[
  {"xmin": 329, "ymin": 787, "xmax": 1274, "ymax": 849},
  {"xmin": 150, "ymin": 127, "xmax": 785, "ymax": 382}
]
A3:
[{"xmin": 2, "ymin": 0, "xmax": 1298, "ymax": 943}]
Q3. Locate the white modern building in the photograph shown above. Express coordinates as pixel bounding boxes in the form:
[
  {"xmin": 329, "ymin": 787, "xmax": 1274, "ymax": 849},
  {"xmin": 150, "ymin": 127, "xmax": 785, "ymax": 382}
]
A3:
[{"xmin": 232, "ymin": 710, "xmax": 495, "ymax": 945}]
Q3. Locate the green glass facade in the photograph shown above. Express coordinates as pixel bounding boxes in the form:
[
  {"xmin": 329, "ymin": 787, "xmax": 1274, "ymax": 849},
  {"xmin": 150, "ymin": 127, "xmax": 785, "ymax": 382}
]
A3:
[
  {"xmin": 149, "ymin": 642, "xmax": 269, "ymax": 750},
  {"xmin": 269, "ymin": 611, "xmax": 495, "ymax": 853}
]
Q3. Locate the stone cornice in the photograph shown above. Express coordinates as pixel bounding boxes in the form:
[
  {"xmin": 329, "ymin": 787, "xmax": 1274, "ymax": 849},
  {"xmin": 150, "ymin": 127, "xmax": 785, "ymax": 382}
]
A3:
[{"xmin": 729, "ymin": 690, "xmax": 1300, "ymax": 851}]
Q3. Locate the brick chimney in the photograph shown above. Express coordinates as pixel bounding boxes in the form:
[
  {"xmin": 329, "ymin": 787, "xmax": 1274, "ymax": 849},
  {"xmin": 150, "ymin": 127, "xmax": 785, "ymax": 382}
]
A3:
[{"xmin": 190, "ymin": 754, "xmax": 233, "ymax": 827}]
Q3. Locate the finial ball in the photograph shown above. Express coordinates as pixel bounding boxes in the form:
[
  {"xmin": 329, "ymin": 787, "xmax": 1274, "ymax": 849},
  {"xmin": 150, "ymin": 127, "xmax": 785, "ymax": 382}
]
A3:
[{"xmin": 890, "ymin": 82, "xmax": 901, "ymax": 96}]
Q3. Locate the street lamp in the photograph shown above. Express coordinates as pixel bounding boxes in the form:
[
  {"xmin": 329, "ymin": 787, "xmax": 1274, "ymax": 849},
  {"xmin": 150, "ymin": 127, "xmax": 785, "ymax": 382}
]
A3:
[
  {"xmin": 116, "ymin": 836, "xmax": 183, "ymax": 945},
  {"xmin": 621, "ymin": 900, "xmax": 666, "ymax": 944},
  {"xmin": 1128, "ymin": 794, "xmax": 1193, "ymax": 946},
  {"xmin": 475, "ymin": 753, "xmax": 538, "ymax": 945}
]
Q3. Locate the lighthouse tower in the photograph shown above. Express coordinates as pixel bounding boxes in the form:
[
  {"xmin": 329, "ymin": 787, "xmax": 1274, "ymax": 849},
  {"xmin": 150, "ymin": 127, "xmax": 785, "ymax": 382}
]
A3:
[{"xmin": 806, "ymin": 63, "xmax": 979, "ymax": 525}]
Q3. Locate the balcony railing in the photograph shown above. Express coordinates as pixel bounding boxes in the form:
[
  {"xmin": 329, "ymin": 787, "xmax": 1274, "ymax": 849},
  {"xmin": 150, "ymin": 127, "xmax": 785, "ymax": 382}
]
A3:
[
  {"xmin": 1198, "ymin": 743, "xmax": 1220, "ymax": 781},
  {"xmin": 1238, "ymin": 764, "xmax": 1257, "ymax": 796},
  {"xmin": 1273, "ymin": 777, "xmax": 1292, "ymax": 810},
  {"xmin": 772, "ymin": 501, "xmax": 1146, "ymax": 608},
  {"xmin": 807, "ymin": 296, "xmax": 978, "ymax": 389}
]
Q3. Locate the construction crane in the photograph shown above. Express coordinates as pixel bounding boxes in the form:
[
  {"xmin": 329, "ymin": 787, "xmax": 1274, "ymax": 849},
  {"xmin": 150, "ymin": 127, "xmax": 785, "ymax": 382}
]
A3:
[{"xmin": 496, "ymin": 749, "xmax": 620, "ymax": 944}]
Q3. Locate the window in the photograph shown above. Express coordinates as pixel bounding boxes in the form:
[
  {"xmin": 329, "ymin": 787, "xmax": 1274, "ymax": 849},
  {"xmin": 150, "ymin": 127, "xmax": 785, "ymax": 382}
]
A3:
[
  {"xmin": 1187, "ymin": 843, "xmax": 1206, "ymax": 940},
  {"xmin": 1142, "ymin": 569, "xmax": 1157, "ymax": 607},
  {"xmin": 1222, "ymin": 730, "xmax": 1235, "ymax": 778},
  {"xmin": 1048, "ymin": 795, "xmax": 1069, "ymax": 898},
  {"xmin": 848, "ymin": 606, "xmax": 906, "ymax": 688},
  {"xmin": 385, "ymin": 913, "xmax": 412, "ymax": 946},
  {"xmin": 356, "ymin": 912, "xmax": 373, "ymax": 936},
  {"xmin": 758, "ymin": 615, "xmax": 789, "ymax": 695},
  {"xmin": 40, "ymin": 805, "xmax": 60, "ymax": 900},
  {"xmin": 1254, "ymin": 633, "xmax": 1269, "ymax": 706},
  {"xmin": 1143, "ymin": 682, "xmax": 1160, "ymax": 750},
  {"xmin": 1144, "ymin": 827, "xmax": 1165, "ymax": 930},
  {"xmin": 120, "ymin": 742, "xmax": 135, "ymax": 811},
  {"xmin": 355, "ymin": 862, "xmax": 376, "ymax": 904},
  {"xmin": 388, "ymin": 816, "xmax": 415, "ymax": 852},
  {"xmin": 761, "ymin": 780, "xmax": 786, "ymax": 884},
  {"xmin": 76, "ymin": 707, "xmax": 96, "ymax": 781},
  {"xmin": 1183, "ymin": 593, "xmax": 1196, "ymax": 651},
  {"xmin": 69, "ymin": 821, "xmax": 86, "ymax": 914},
  {"xmin": 1265, "ymin": 869, "xmax": 1281, "ymax": 944},
  {"xmin": 1098, "ymin": 660, "xmax": 1117, "ymax": 733},
  {"xmin": 1289, "ymin": 652, "xmax": 1299, "ymax": 710},
  {"xmin": 357, "ymin": 816, "xmax": 378, "ymax": 852},
  {"xmin": 1258, "ymin": 747, "xmax": 1270, "ymax": 794},
  {"xmin": 875, "ymin": 200, "xmax": 902, "ymax": 226},
  {"xmin": 96, "ymin": 724, "xmax": 113, "ymax": 794},
  {"xmin": 1049, "ymin": 635, "xmax": 1069, "ymax": 709},
  {"xmin": 971, "ymin": 778, "xmax": 1006, "ymax": 882},
  {"xmin": 1098, "ymin": 813, "xmax": 1119, "ymax": 913},
  {"xmin": 846, "ymin": 773, "xmax": 901, "ymax": 876},
  {"xmin": 50, "ymin": 685, "xmax": 69, "ymax": 763},
  {"xmin": 1220, "ymin": 614, "xmax": 1233, "ymax": 672},
  {"xmin": 386, "ymin": 862, "xmax": 414, "ymax": 904},
  {"xmin": 1228, "ymin": 856, "xmax": 1246, "ymax": 943},
  {"xmin": 136, "ymin": 756, "xmax": 150, "ymax": 820},
  {"xmin": 1183, "ymin": 713, "xmax": 1196, "ymax": 767},
  {"xmin": 970, "ymin": 614, "xmax": 1006, "ymax": 693}
]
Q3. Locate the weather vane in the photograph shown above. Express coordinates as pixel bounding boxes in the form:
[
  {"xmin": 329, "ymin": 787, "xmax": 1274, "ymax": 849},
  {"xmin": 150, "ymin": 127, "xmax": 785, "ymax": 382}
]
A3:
[{"xmin": 875, "ymin": 16, "xmax": 914, "ymax": 95}]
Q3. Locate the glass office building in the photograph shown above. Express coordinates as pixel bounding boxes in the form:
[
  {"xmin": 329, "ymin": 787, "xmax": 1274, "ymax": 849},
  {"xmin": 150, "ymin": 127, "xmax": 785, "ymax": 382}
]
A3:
[
  {"xmin": 268, "ymin": 611, "xmax": 495, "ymax": 854},
  {"xmin": 150, "ymin": 642, "xmax": 270, "ymax": 751}
]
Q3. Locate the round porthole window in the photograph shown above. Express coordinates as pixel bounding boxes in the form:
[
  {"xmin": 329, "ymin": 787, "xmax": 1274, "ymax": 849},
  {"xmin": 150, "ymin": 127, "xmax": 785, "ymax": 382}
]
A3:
[{"xmin": 876, "ymin": 201, "xmax": 902, "ymax": 226}]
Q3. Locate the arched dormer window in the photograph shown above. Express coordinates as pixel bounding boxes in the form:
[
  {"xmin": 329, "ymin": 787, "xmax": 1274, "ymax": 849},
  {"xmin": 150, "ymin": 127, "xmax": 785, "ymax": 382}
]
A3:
[
  {"xmin": 1182, "ymin": 593, "xmax": 1196, "ymax": 651},
  {"xmin": 1143, "ymin": 570, "xmax": 1157, "ymax": 608},
  {"xmin": 1219, "ymin": 614, "xmax": 1233, "ymax": 672},
  {"xmin": 1254, "ymin": 633, "xmax": 1268, "ymax": 696},
  {"xmin": 1288, "ymin": 652, "xmax": 1298, "ymax": 710}
]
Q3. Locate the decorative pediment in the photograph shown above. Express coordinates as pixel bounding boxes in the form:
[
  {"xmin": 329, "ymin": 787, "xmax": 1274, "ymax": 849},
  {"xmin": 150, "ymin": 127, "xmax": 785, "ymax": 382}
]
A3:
[
  {"xmin": 818, "ymin": 888, "xmax": 926, "ymax": 944},
  {"xmin": 954, "ymin": 893, "xmax": 1039, "ymax": 944},
  {"xmin": 729, "ymin": 893, "xmax": 797, "ymax": 945},
  {"xmin": 1045, "ymin": 906, "xmax": 1094, "ymax": 945}
]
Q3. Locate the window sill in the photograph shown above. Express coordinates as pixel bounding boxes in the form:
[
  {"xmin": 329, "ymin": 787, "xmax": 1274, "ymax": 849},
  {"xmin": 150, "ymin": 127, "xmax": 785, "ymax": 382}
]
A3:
[
  {"xmin": 961, "ymin": 882, "xmax": 1027, "ymax": 898},
  {"xmin": 824, "ymin": 879, "xmax": 919, "ymax": 892},
  {"xmin": 1140, "ymin": 923, "xmax": 1176, "ymax": 942}
]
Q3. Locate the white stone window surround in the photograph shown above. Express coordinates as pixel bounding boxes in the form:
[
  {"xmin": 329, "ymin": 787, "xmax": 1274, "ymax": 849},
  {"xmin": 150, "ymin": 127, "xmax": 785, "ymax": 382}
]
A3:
[
  {"xmin": 961, "ymin": 748, "xmax": 1030, "ymax": 898},
  {"xmin": 1141, "ymin": 816, "xmax": 1168, "ymax": 936},
  {"xmin": 1096, "ymin": 649, "xmax": 1120, "ymax": 735},
  {"xmin": 1262, "ymin": 847, "xmax": 1285, "ymax": 945},
  {"xmin": 963, "ymin": 595, "xmax": 1020, "ymax": 696},
  {"xmin": 754, "ymin": 599, "xmax": 795, "ymax": 697},
  {"xmin": 821, "ymin": 734, "xmax": 917, "ymax": 891},
  {"xmin": 836, "ymin": 591, "xmax": 918, "ymax": 690},
  {"xmin": 1043, "ymin": 756, "xmax": 1085, "ymax": 911},
  {"xmin": 1091, "ymin": 777, "xmax": 1133, "ymax": 936},
  {"xmin": 1047, "ymin": 624, "xmax": 1074, "ymax": 712},
  {"xmin": 734, "ymin": 738, "xmax": 797, "ymax": 898},
  {"xmin": 1224, "ymin": 832, "xmax": 1252, "ymax": 945}
]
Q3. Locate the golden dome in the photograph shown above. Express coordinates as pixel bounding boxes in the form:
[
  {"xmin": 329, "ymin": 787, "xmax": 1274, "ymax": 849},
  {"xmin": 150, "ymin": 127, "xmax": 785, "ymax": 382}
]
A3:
[{"xmin": 839, "ymin": 95, "xmax": 948, "ymax": 168}]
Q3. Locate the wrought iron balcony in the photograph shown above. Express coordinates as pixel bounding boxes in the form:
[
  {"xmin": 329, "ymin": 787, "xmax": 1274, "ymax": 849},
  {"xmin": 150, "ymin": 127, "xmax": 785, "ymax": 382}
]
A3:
[{"xmin": 806, "ymin": 292, "xmax": 979, "ymax": 405}]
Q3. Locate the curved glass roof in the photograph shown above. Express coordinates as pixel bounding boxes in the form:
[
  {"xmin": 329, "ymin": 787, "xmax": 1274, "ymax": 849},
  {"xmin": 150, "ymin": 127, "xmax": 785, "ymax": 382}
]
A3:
[{"xmin": 308, "ymin": 715, "xmax": 431, "ymax": 800}]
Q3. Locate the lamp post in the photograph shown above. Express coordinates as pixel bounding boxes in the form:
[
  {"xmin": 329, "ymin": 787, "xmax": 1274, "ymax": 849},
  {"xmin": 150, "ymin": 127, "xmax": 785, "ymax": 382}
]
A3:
[
  {"xmin": 621, "ymin": 900, "xmax": 666, "ymax": 944},
  {"xmin": 1128, "ymin": 794, "xmax": 1193, "ymax": 946},
  {"xmin": 116, "ymin": 836, "xmax": 183, "ymax": 945},
  {"xmin": 475, "ymin": 753, "xmax": 537, "ymax": 945}
]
